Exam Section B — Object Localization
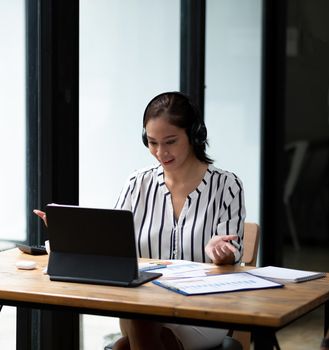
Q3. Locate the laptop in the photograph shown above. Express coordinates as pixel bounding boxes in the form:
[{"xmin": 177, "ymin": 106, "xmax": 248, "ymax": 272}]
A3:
[{"xmin": 45, "ymin": 204, "xmax": 162, "ymax": 287}]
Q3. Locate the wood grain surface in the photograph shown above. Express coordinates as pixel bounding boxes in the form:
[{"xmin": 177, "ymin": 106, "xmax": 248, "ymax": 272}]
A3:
[{"xmin": 0, "ymin": 248, "xmax": 328, "ymax": 330}]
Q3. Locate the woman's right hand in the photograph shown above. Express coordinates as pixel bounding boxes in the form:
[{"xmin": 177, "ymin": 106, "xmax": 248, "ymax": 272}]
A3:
[
  {"xmin": 205, "ymin": 234, "xmax": 238, "ymax": 265},
  {"xmin": 33, "ymin": 209, "xmax": 48, "ymax": 227}
]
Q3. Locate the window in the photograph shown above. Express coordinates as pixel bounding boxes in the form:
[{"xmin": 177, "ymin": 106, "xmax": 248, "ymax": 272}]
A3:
[
  {"xmin": 0, "ymin": 1, "xmax": 26, "ymax": 348},
  {"xmin": 79, "ymin": 1, "xmax": 180, "ymax": 347},
  {"xmin": 0, "ymin": 0, "xmax": 26, "ymax": 243},
  {"xmin": 205, "ymin": 0, "xmax": 262, "ymax": 223},
  {"xmin": 79, "ymin": 0, "xmax": 180, "ymax": 209}
]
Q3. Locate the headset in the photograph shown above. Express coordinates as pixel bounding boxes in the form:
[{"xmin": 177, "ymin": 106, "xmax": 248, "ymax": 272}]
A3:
[{"xmin": 142, "ymin": 91, "xmax": 207, "ymax": 147}]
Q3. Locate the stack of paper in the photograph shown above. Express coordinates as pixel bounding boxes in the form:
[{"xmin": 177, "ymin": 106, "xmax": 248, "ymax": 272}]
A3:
[
  {"xmin": 149, "ymin": 260, "xmax": 326, "ymax": 295},
  {"xmin": 247, "ymin": 266, "xmax": 326, "ymax": 283},
  {"xmin": 145, "ymin": 260, "xmax": 212, "ymax": 278}
]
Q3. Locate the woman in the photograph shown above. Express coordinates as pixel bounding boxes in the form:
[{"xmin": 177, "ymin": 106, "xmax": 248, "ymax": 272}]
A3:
[
  {"xmin": 35, "ymin": 91, "xmax": 246, "ymax": 350},
  {"xmin": 112, "ymin": 92, "xmax": 245, "ymax": 350}
]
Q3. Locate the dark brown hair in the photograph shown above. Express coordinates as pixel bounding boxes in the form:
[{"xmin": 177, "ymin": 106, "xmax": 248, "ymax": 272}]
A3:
[{"xmin": 143, "ymin": 92, "xmax": 213, "ymax": 164}]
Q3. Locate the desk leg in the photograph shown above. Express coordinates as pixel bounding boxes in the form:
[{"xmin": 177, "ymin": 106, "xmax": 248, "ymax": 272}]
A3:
[
  {"xmin": 40, "ymin": 310, "xmax": 79, "ymax": 350},
  {"xmin": 16, "ymin": 308, "xmax": 35, "ymax": 350},
  {"xmin": 253, "ymin": 329, "xmax": 279, "ymax": 350},
  {"xmin": 16, "ymin": 308, "xmax": 79, "ymax": 350}
]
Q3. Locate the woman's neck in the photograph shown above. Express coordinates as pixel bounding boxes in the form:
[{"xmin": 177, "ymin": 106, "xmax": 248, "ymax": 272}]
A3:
[
  {"xmin": 164, "ymin": 158, "xmax": 208, "ymax": 220},
  {"xmin": 164, "ymin": 157, "xmax": 208, "ymax": 186}
]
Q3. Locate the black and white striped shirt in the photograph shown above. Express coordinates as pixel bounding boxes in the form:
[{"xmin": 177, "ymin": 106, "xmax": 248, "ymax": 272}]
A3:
[{"xmin": 115, "ymin": 164, "xmax": 246, "ymax": 263}]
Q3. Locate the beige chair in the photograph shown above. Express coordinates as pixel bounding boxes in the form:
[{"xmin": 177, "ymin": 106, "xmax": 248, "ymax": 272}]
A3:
[
  {"xmin": 241, "ymin": 222, "xmax": 260, "ymax": 266},
  {"xmin": 229, "ymin": 222, "xmax": 260, "ymax": 350}
]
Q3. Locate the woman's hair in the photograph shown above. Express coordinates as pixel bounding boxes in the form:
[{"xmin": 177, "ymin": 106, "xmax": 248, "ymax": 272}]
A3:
[{"xmin": 142, "ymin": 91, "xmax": 213, "ymax": 164}]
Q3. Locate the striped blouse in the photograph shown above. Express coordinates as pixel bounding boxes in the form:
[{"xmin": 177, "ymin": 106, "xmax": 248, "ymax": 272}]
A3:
[{"xmin": 115, "ymin": 164, "xmax": 246, "ymax": 263}]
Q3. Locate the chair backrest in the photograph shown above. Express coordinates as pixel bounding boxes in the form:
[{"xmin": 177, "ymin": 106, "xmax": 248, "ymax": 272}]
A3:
[{"xmin": 241, "ymin": 222, "xmax": 260, "ymax": 266}]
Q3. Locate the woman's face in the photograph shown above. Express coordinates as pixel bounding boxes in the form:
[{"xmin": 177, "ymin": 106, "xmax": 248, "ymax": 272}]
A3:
[{"xmin": 145, "ymin": 115, "xmax": 195, "ymax": 171}]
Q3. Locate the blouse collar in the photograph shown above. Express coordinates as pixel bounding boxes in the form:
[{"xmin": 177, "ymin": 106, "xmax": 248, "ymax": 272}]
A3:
[{"xmin": 157, "ymin": 164, "xmax": 213, "ymax": 197}]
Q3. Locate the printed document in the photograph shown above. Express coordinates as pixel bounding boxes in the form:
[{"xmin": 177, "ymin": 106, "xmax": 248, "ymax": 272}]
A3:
[{"xmin": 153, "ymin": 272, "xmax": 283, "ymax": 295}]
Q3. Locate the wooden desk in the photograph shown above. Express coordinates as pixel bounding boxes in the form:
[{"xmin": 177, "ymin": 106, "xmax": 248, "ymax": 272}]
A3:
[{"xmin": 0, "ymin": 248, "xmax": 328, "ymax": 350}]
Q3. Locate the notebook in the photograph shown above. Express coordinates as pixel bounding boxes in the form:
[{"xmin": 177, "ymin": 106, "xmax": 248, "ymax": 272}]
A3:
[
  {"xmin": 45, "ymin": 204, "xmax": 162, "ymax": 287},
  {"xmin": 247, "ymin": 266, "xmax": 326, "ymax": 283}
]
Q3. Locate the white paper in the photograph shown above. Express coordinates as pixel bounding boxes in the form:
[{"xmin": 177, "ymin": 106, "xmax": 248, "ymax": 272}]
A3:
[
  {"xmin": 150, "ymin": 260, "xmax": 212, "ymax": 278},
  {"xmin": 154, "ymin": 272, "xmax": 282, "ymax": 295},
  {"xmin": 248, "ymin": 266, "xmax": 325, "ymax": 283}
]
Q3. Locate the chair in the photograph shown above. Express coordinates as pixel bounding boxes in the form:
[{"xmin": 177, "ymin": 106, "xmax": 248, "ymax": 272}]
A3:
[
  {"xmin": 223, "ymin": 222, "xmax": 260, "ymax": 350},
  {"xmin": 104, "ymin": 222, "xmax": 260, "ymax": 350},
  {"xmin": 241, "ymin": 222, "xmax": 260, "ymax": 267}
]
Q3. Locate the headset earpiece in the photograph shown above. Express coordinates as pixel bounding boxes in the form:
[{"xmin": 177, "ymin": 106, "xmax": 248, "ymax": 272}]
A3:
[
  {"xmin": 188, "ymin": 100, "xmax": 207, "ymax": 146},
  {"xmin": 142, "ymin": 128, "xmax": 148, "ymax": 147},
  {"xmin": 191, "ymin": 121, "xmax": 207, "ymax": 146}
]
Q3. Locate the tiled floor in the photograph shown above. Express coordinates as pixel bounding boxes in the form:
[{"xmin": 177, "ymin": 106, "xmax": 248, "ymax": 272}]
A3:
[
  {"xmin": 81, "ymin": 315, "xmax": 121, "ymax": 350},
  {"xmin": 0, "ymin": 243, "xmax": 328, "ymax": 349},
  {"xmin": 275, "ymin": 306, "xmax": 324, "ymax": 350}
]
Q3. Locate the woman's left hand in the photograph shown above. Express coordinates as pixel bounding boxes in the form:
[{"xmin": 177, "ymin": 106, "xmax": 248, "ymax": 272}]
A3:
[
  {"xmin": 33, "ymin": 209, "xmax": 48, "ymax": 227},
  {"xmin": 205, "ymin": 234, "xmax": 238, "ymax": 265}
]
